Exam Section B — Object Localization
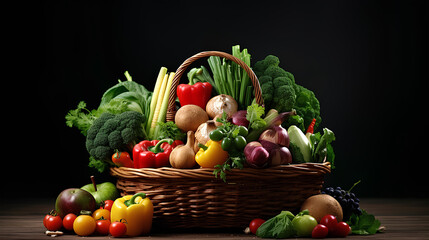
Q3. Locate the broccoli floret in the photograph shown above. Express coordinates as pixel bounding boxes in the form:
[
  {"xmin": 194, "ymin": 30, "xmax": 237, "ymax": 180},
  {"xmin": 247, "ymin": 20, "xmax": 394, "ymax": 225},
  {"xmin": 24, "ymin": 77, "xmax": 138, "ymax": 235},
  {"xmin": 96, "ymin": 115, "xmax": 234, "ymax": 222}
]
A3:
[
  {"xmin": 294, "ymin": 85, "xmax": 321, "ymax": 131},
  {"xmin": 259, "ymin": 75, "xmax": 274, "ymax": 106},
  {"xmin": 273, "ymin": 85, "xmax": 296, "ymax": 112},
  {"xmin": 254, "ymin": 55, "xmax": 322, "ymax": 131},
  {"xmin": 108, "ymin": 130, "xmax": 122, "ymax": 150},
  {"xmin": 86, "ymin": 113, "xmax": 115, "ymax": 139},
  {"xmin": 261, "ymin": 81, "xmax": 274, "ymax": 106},
  {"xmin": 264, "ymin": 65, "xmax": 290, "ymax": 79},
  {"xmin": 258, "ymin": 75, "xmax": 272, "ymax": 85},
  {"xmin": 253, "ymin": 55, "xmax": 280, "ymax": 76},
  {"xmin": 273, "ymin": 76, "xmax": 294, "ymax": 88},
  {"xmin": 90, "ymin": 145, "xmax": 112, "ymax": 162},
  {"xmin": 85, "ymin": 111, "xmax": 146, "ymax": 172}
]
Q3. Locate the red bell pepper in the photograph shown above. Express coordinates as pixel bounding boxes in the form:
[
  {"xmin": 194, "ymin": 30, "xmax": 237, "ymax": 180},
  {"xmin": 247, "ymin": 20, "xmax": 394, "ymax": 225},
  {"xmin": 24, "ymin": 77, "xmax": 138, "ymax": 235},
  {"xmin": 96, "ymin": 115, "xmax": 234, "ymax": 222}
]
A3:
[
  {"xmin": 177, "ymin": 82, "xmax": 212, "ymax": 109},
  {"xmin": 133, "ymin": 139, "xmax": 183, "ymax": 168}
]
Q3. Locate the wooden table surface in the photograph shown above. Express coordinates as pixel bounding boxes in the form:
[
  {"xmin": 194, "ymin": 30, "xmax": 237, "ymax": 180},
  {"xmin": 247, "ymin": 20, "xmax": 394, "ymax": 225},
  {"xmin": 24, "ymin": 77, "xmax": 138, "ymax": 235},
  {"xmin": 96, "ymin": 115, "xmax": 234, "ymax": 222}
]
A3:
[{"xmin": 0, "ymin": 198, "xmax": 428, "ymax": 239}]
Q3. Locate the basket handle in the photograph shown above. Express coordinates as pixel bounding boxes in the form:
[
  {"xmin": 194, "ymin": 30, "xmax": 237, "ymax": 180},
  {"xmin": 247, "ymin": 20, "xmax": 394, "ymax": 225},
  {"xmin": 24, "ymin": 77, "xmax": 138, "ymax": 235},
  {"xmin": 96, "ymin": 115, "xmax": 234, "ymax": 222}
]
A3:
[{"xmin": 166, "ymin": 51, "xmax": 263, "ymax": 122}]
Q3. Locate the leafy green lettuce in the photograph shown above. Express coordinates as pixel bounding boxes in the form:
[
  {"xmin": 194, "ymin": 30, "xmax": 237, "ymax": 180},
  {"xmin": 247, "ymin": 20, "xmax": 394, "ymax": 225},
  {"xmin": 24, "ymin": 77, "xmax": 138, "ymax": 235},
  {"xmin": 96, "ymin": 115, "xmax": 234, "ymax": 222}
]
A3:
[
  {"xmin": 310, "ymin": 128, "xmax": 336, "ymax": 167},
  {"xmin": 65, "ymin": 71, "xmax": 152, "ymax": 136},
  {"xmin": 256, "ymin": 210, "xmax": 310, "ymax": 238}
]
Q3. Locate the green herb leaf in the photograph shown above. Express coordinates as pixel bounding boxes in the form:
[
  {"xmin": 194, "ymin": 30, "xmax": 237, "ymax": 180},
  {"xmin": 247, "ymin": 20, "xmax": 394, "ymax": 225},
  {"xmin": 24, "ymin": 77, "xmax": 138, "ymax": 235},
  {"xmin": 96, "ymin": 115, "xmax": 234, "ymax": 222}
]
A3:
[
  {"xmin": 65, "ymin": 101, "xmax": 99, "ymax": 136},
  {"xmin": 155, "ymin": 121, "xmax": 186, "ymax": 141},
  {"xmin": 246, "ymin": 103, "xmax": 266, "ymax": 130},
  {"xmin": 347, "ymin": 210, "xmax": 381, "ymax": 235},
  {"xmin": 256, "ymin": 211, "xmax": 296, "ymax": 238}
]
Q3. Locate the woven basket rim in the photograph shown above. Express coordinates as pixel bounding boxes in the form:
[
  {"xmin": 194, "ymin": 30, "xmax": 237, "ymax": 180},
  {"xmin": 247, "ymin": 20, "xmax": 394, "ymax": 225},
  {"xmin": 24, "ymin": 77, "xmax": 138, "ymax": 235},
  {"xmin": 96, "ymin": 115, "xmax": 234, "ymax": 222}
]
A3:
[
  {"xmin": 165, "ymin": 50, "xmax": 263, "ymax": 122},
  {"xmin": 110, "ymin": 162, "xmax": 331, "ymax": 180}
]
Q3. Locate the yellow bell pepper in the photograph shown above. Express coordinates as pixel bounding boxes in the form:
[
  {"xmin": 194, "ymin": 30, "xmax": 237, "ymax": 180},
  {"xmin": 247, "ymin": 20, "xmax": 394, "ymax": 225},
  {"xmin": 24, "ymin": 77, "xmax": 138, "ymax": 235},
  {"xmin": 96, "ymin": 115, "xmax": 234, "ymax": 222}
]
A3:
[
  {"xmin": 110, "ymin": 193, "xmax": 153, "ymax": 237},
  {"xmin": 195, "ymin": 140, "xmax": 229, "ymax": 168}
]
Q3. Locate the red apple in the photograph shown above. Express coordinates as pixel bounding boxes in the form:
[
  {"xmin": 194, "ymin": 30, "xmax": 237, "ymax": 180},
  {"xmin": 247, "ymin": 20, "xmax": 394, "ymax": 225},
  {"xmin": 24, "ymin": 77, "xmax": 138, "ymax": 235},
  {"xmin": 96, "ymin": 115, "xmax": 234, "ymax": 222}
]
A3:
[{"xmin": 55, "ymin": 188, "xmax": 96, "ymax": 218}]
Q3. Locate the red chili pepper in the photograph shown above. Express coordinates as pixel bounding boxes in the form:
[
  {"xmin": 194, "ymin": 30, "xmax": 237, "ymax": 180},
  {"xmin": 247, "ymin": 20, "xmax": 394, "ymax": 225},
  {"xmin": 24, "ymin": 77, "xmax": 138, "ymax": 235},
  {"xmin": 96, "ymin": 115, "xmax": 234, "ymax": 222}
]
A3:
[
  {"xmin": 177, "ymin": 82, "xmax": 212, "ymax": 109},
  {"xmin": 132, "ymin": 139, "xmax": 183, "ymax": 168},
  {"xmin": 306, "ymin": 118, "xmax": 317, "ymax": 134},
  {"xmin": 112, "ymin": 151, "xmax": 134, "ymax": 168}
]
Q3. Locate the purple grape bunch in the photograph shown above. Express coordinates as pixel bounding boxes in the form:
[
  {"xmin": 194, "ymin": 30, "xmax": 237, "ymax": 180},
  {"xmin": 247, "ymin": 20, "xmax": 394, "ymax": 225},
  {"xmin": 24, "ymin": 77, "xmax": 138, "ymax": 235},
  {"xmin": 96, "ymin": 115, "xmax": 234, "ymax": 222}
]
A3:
[{"xmin": 321, "ymin": 182, "xmax": 362, "ymax": 221}]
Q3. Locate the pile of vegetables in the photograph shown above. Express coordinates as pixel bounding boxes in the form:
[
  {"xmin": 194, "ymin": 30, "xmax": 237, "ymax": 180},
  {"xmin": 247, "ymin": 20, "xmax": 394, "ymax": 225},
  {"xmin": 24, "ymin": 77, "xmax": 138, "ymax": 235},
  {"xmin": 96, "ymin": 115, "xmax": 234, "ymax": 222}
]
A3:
[
  {"xmin": 62, "ymin": 44, "xmax": 386, "ymax": 239},
  {"xmin": 65, "ymin": 45, "xmax": 336, "ymax": 179}
]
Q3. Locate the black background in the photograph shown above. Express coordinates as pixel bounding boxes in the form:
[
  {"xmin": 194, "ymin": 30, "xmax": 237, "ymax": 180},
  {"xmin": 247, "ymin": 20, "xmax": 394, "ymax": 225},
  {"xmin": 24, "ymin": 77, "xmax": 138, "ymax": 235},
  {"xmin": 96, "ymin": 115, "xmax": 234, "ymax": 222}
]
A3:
[{"xmin": 7, "ymin": 1, "xmax": 428, "ymax": 199}]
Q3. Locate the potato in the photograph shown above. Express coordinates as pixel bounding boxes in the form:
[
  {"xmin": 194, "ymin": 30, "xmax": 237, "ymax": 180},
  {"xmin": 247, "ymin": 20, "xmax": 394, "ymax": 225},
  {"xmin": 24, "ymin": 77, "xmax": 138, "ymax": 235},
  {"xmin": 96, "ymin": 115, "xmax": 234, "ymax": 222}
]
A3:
[
  {"xmin": 300, "ymin": 194, "xmax": 343, "ymax": 222},
  {"xmin": 175, "ymin": 105, "xmax": 209, "ymax": 132}
]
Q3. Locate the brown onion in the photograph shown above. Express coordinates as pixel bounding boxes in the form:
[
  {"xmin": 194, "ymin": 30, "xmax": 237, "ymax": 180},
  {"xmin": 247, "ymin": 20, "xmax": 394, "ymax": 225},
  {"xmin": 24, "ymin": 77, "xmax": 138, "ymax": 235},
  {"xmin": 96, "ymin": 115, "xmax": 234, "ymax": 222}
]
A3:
[
  {"xmin": 195, "ymin": 120, "xmax": 218, "ymax": 145},
  {"xmin": 206, "ymin": 94, "xmax": 238, "ymax": 119}
]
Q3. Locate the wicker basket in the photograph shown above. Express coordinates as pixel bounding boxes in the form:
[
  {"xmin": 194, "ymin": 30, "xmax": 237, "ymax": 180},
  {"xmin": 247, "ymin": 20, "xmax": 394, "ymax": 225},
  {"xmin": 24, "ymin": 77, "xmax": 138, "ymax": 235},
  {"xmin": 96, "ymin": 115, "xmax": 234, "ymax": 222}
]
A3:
[{"xmin": 110, "ymin": 51, "xmax": 331, "ymax": 229}]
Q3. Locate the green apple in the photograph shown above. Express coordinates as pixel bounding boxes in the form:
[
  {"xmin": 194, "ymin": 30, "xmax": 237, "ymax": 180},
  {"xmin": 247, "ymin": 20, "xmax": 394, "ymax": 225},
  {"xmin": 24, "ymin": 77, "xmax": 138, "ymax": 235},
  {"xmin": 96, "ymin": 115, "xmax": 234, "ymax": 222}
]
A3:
[
  {"xmin": 292, "ymin": 214, "xmax": 318, "ymax": 237},
  {"xmin": 81, "ymin": 177, "xmax": 119, "ymax": 207}
]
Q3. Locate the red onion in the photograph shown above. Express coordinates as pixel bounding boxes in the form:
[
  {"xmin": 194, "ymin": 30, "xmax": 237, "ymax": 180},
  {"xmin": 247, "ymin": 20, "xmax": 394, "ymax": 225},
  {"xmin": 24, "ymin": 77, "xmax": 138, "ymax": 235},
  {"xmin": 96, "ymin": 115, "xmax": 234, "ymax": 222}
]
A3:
[
  {"xmin": 260, "ymin": 140, "xmax": 292, "ymax": 166},
  {"xmin": 259, "ymin": 125, "xmax": 290, "ymax": 147},
  {"xmin": 244, "ymin": 141, "xmax": 270, "ymax": 168},
  {"xmin": 231, "ymin": 110, "xmax": 250, "ymax": 128}
]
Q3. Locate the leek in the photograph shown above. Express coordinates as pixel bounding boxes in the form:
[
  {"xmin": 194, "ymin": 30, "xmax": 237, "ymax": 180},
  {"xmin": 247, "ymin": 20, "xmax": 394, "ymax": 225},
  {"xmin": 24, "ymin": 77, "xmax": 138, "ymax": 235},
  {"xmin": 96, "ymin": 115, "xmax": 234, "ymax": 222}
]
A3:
[
  {"xmin": 152, "ymin": 72, "xmax": 175, "ymax": 139},
  {"xmin": 148, "ymin": 73, "xmax": 168, "ymax": 139},
  {"xmin": 146, "ymin": 67, "xmax": 167, "ymax": 134}
]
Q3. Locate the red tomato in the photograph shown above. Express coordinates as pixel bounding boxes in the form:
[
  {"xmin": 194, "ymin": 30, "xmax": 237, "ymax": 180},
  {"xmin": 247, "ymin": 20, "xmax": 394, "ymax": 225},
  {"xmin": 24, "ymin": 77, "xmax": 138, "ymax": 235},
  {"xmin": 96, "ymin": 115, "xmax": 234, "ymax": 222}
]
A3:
[
  {"xmin": 100, "ymin": 200, "xmax": 114, "ymax": 211},
  {"xmin": 320, "ymin": 214, "xmax": 338, "ymax": 234},
  {"xmin": 249, "ymin": 218, "xmax": 266, "ymax": 234},
  {"xmin": 96, "ymin": 219, "xmax": 111, "ymax": 235},
  {"xmin": 110, "ymin": 221, "xmax": 127, "ymax": 237},
  {"xmin": 45, "ymin": 214, "xmax": 62, "ymax": 231},
  {"xmin": 43, "ymin": 214, "xmax": 50, "ymax": 228},
  {"xmin": 333, "ymin": 222, "xmax": 351, "ymax": 237},
  {"xmin": 62, "ymin": 213, "xmax": 77, "ymax": 231},
  {"xmin": 312, "ymin": 224, "xmax": 329, "ymax": 238}
]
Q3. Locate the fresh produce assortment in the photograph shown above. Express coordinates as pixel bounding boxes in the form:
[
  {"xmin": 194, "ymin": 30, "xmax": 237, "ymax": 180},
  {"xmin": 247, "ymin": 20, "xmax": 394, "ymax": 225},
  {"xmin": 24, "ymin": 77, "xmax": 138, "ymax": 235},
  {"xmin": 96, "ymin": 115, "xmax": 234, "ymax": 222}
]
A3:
[
  {"xmin": 65, "ymin": 45, "xmax": 335, "ymax": 177},
  {"xmin": 44, "ymin": 176, "xmax": 153, "ymax": 237},
  {"xmin": 56, "ymin": 45, "xmax": 383, "ymax": 238},
  {"xmin": 245, "ymin": 192, "xmax": 381, "ymax": 239}
]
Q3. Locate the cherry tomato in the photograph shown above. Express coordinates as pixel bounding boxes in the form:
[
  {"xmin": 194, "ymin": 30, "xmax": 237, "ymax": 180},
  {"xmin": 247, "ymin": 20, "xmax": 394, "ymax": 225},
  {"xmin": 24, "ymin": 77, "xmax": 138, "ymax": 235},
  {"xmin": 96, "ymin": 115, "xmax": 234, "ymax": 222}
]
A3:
[
  {"xmin": 43, "ymin": 214, "xmax": 50, "ymax": 228},
  {"xmin": 320, "ymin": 214, "xmax": 338, "ymax": 234},
  {"xmin": 92, "ymin": 209, "xmax": 110, "ymax": 221},
  {"xmin": 249, "ymin": 218, "xmax": 265, "ymax": 234},
  {"xmin": 333, "ymin": 222, "xmax": 351, "ymax": 237},
  {"xmin": 100, "ymin": 200, "xmax": 114, "ymax": 211},
  {"xmin": 312, "ymin": 224, "xmax": 329, "ymax": 238},
  {"xmin": 110, "ymin": 221, "xmax": 127, "ymax": 237},
  {"xmin": 44, "ymin": 211, "xmax": 62, "ymax": 231},
  {"xmin": 62, "ymin": 213, "xmax": 77, "ymax": 231},
  {"xmin": 73, "ymin": 215, "xmax": 96, "ymax": 236},
  {"xmin": 96, "ymin": 219, "xmax": 111, "ymax": 235}
]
